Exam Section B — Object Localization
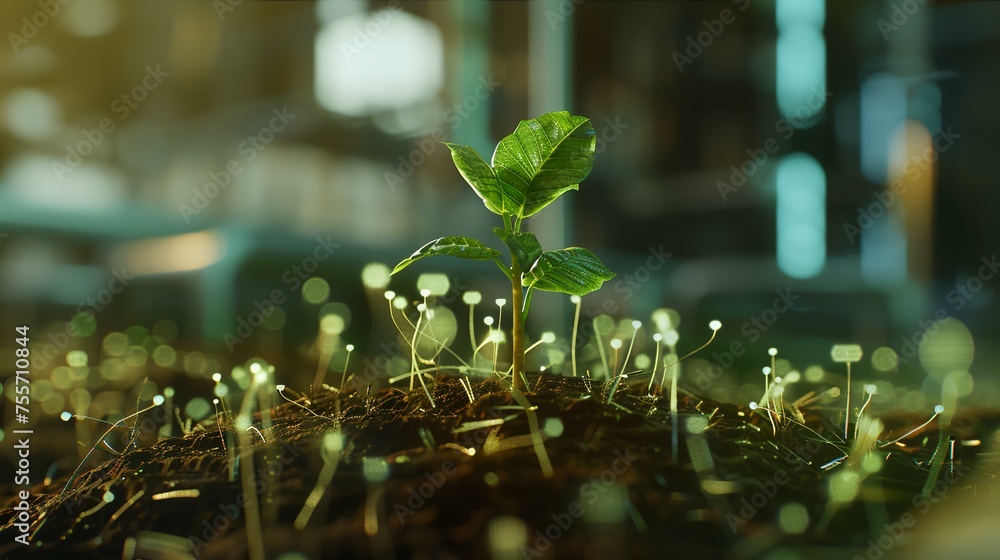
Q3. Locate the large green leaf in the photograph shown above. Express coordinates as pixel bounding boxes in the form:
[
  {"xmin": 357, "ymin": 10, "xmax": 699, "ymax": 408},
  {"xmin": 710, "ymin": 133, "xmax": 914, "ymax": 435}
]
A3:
[
  {"xmin": 492, "ymin": 228, "xmax": 542, "ymax": 271},
  {"xmin": 444, "ymin": 143, "xmax": 524, "ymax": 217},
  {"xmin": 391, "ymin": 236, "xmax": 500, "ymax": 275},
  {"xmin": 523, "ymin": 248, "xmax": 616, "ymax": 296},
  {"xmin": 491, "ymin": 111, "xmax": 596, "ymax": 218}
]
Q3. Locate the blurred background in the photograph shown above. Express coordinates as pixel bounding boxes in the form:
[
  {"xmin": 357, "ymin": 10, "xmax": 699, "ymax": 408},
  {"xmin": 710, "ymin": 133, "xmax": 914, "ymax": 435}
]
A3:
[{"xmin": 1, "ymin": 0, "xmax": 998, "ymax": 448}]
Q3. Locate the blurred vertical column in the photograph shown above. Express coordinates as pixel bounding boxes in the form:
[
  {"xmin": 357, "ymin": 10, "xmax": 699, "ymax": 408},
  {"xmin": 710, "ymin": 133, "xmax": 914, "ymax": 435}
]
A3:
[
  {"xmin": 444, "ymin": 0, "xmax": 493, "ymax": 158},
  {"xmin": 774, "ymin": 0, "xmax": 827, "ymax": 279},
  {"xmin": 527, "ymin": 0, "xmax": 573, "ymax": 334}
]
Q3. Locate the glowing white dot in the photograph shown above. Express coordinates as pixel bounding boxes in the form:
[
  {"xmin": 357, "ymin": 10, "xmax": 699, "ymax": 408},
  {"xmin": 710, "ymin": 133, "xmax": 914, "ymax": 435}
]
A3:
[
  {"xmin": 763, "ymin": 367, "xmax": 772, "ymax": 375},
  {"xmin": 631, "ymin": 320, "xmax": 642, "ymax": 329},
  {"xmin": 213, "ymin": 398, "xmax": 219, "ymax": 404},
  {"xmin": 462, "ymin": 291, "xmax": 482, "ymax": 305},
  {"xmin": 420, "ymin": 289, "xmax": 431, "ymax": 298},
  {"xmin": 934, "ymin": 405, "xmax": 944, "ymax": 414},
  {"xmin": 60, "ymin": 412, "xmax": 73, "ymax": 421},
  {"xmin": 255, "ymin": 371, "xmax": 268, "ymax": 383},
  {"xmin": 416, "ymin": 303, "xmax": 427, "ymax": 313},
  {"xmin": 392, "ymin": 296, "xmax": 407, "ymax": 310},
  {"xmin": 495, "ymin": 298, "xmax": 507, "ymax": 307},
  {"xmin": 768, "ymin": 347, "xmax": 778, "ymax": 356},
  {"xmin": 663, "ymin": 330, "xmax": 679, "ymax": 346},
  {"xmin": 484, "ymin": 316, "xmax": 494, "ymax": 326},
  {"xmin": 864, "ymin": 384, "xmax": 877, "ymax": 395},
  {"xmin": 653, "ymin": 333, "xmax": 662, "ymax": 342},
  {"xmin": 346, "ymin": 344, "xmax": 355, "ymax": 352},
  {"xmin": 103, "ymin": 491, "xmax": 115, "ymax": 503},
  {"xmin": 152, "ymin": 395, "xmax": 165, "ymax": 406},
  {"xmin": 610, "ymin": 339, "xmax": 623, "ymax": 350},
  {"xmin": 749, "ymin": 401, "xmax": 758, "ymax": 410},
  {"xmin": 384, "ymin": 290, "xmax": 395, "ymax": 300},
  {"xmin": 709, "ymin": 320, "xmax": 722, "ymax": 331},
  {"xmin": 212, "ymin": 373, "xmax": 222, "ymax": 382},
  {"xmin": 276, "ymin": 384, "xmax": 286, "ymax": 391},
  {"xmin": 570, "ymin": 295, "xmax": 581, "ymax": 304},
  {"xmin": 541, "ymin": 332, "xmax": 556, "ymax": 344},
  {"xmin": 250, "ymin": 363, "xmax": 262, "ymax": 374},
  {"xmin": 774, "ymin": 376, "xmax": 782, "ymax": 384}
]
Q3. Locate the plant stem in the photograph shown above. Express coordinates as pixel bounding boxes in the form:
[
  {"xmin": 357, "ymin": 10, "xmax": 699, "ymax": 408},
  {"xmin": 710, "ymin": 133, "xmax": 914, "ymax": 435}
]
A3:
[{"xmin": 510, "ymin": 258, "xmax": 526, "ymax": 393}]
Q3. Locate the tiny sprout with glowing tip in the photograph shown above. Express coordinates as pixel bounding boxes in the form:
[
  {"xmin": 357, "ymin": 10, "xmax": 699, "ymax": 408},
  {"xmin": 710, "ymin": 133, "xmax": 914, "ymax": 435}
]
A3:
[
  {"xmin": 570, "ymin": 295, "xmax": 581, "ymax": 304},
  {"xmin": 541, "ymin": 332, "xmax": 556, "ymax": 344},
  {"xmin": 709, "ymin": 320, "xmax": 722, "ymax": 331},
  {"xmin": 212, "ymin": 373, "xmax": 222, "ymax": 382},
  {"xmin": 631, "ymin": 320, "xmax": 642, "ymax": 329},
  {"xmin": 420, "ymin": 289, "xmax": 431, "ymax": 298},
  {"xmin": 749, "ymin": 401, "xmax": 759, "ymax": 410},
  {"xmin": 153, "ymin": 395, "xmax": 165, "ymax": 406},
  {"xmin": 768, "ymin": 347, "xmax": 778, "ymax": 356},
  {"xmin": 276, "ymin": 384, "xmax": 286, "ymax": 391},
  {"xmin": 763, "ymin": 367, "xmax": 771, "ymax": 375},
  {"xmin": 864, "ymin": 384, "xmax": 877, "ymax": 395},
  {"xmin": 610, "ymin": 338, "xmax": 623, "ymax": 350},
  {"xmin": 346, "ymin": 344, "xmax": 355, "ymax": 352},
  {"xmin": 934, "ymin": 405, "xmax": 944, "ymax": 414},
  {"xmin": 61, "ymin": 411, "xmax": 72, "ymax": 421},
  {"xmin": 384, "ymin": 290, "xmax": 395, "ymax": 300},
  {"xmin": 495, "ymin": 298, "xmax": 506, "ymax": 307},
  {"xmin": 653, "ymin": 333, "xmax": 662, "ymax": 342},
  {"xmin": 484, "ymin": 316, "xmax": 495, "ymax": 327}
]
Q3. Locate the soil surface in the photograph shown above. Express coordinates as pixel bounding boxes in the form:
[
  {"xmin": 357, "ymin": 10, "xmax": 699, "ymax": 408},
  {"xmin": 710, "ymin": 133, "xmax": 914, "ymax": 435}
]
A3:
[{"xmin": 0, "ymin": 375, "xmax": 995, "ymax": 559}]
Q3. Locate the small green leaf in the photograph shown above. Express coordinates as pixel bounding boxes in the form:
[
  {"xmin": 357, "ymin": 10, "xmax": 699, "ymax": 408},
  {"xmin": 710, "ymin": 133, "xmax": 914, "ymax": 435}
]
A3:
[
  {"xmin": 493, "ymin": 228, "xmax": 542, "ymax": 271},
  {"xmin": 444, "ymin": 143, "xmax": 524, "ymax": 217},
  {"xmin": 392, "ymin": 236, "xmax": 500, "ymax": 275},
  {"xmin": 491, "ymin": 111, "xmax": 596, "ymax": 218},
  {"xmin": 523, "ymin": 248, "xmax": 616, "ymax": 296}
]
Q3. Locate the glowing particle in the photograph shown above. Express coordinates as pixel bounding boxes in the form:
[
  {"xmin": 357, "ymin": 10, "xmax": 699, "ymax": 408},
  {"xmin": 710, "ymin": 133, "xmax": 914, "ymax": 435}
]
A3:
[
  {"xmin": 778, "ymin": 502, "xmax": 809, "ymax": 534},
  {"xmin": 462, "ymin": 291, "xmax": 482, "ymax": 305},
  {"xmin": 361, "ymin": 263, "xmax": 391, "ymax": 289},
  {"xmin": 152, "ymin": 395, "xmax": 165, "ymax": 406},
  {"xmin": 540, "ymin": 332, "xmax": 556, "ymax": 344},
  {"xmin": 934, "ymin": 405, "xmax": 944, "ymax": 414},
  {"xmin": 383, "ymin": 290, "xmax": 395, "ymax": 300},
  {"xmin": 631, "ymin": 320, "xmax": 642, "ymax": 329},
  {"xmin": 709, "ymin": 320, "xmax": 722, "ymax": 331},
  {"xmin": 610, "ymin": 339, "xmax": 623, "ymax": 350},
  {"xmin": 60, "ymin": 412, "xmax": 72, "ymax": 421},
  {"xmin": 302, "ymin": 277, "xmax": 330, "ymax": 304},
  {"xmin": 768, "ymin": 347, "xmax": 778, "ymax": 356}
]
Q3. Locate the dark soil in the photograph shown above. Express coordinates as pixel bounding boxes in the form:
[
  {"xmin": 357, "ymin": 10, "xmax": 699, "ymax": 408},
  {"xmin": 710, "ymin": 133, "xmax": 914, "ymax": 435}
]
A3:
[{"xmin": 0, "ymin": 375, "xmax": 993, "ymax": 559}]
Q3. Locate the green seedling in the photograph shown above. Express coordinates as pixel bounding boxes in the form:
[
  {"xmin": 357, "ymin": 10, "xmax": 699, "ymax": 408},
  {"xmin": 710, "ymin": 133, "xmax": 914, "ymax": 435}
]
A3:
[{"xmin": 391, "ymin": 111, "xmax": 616, "ymax": 393}]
